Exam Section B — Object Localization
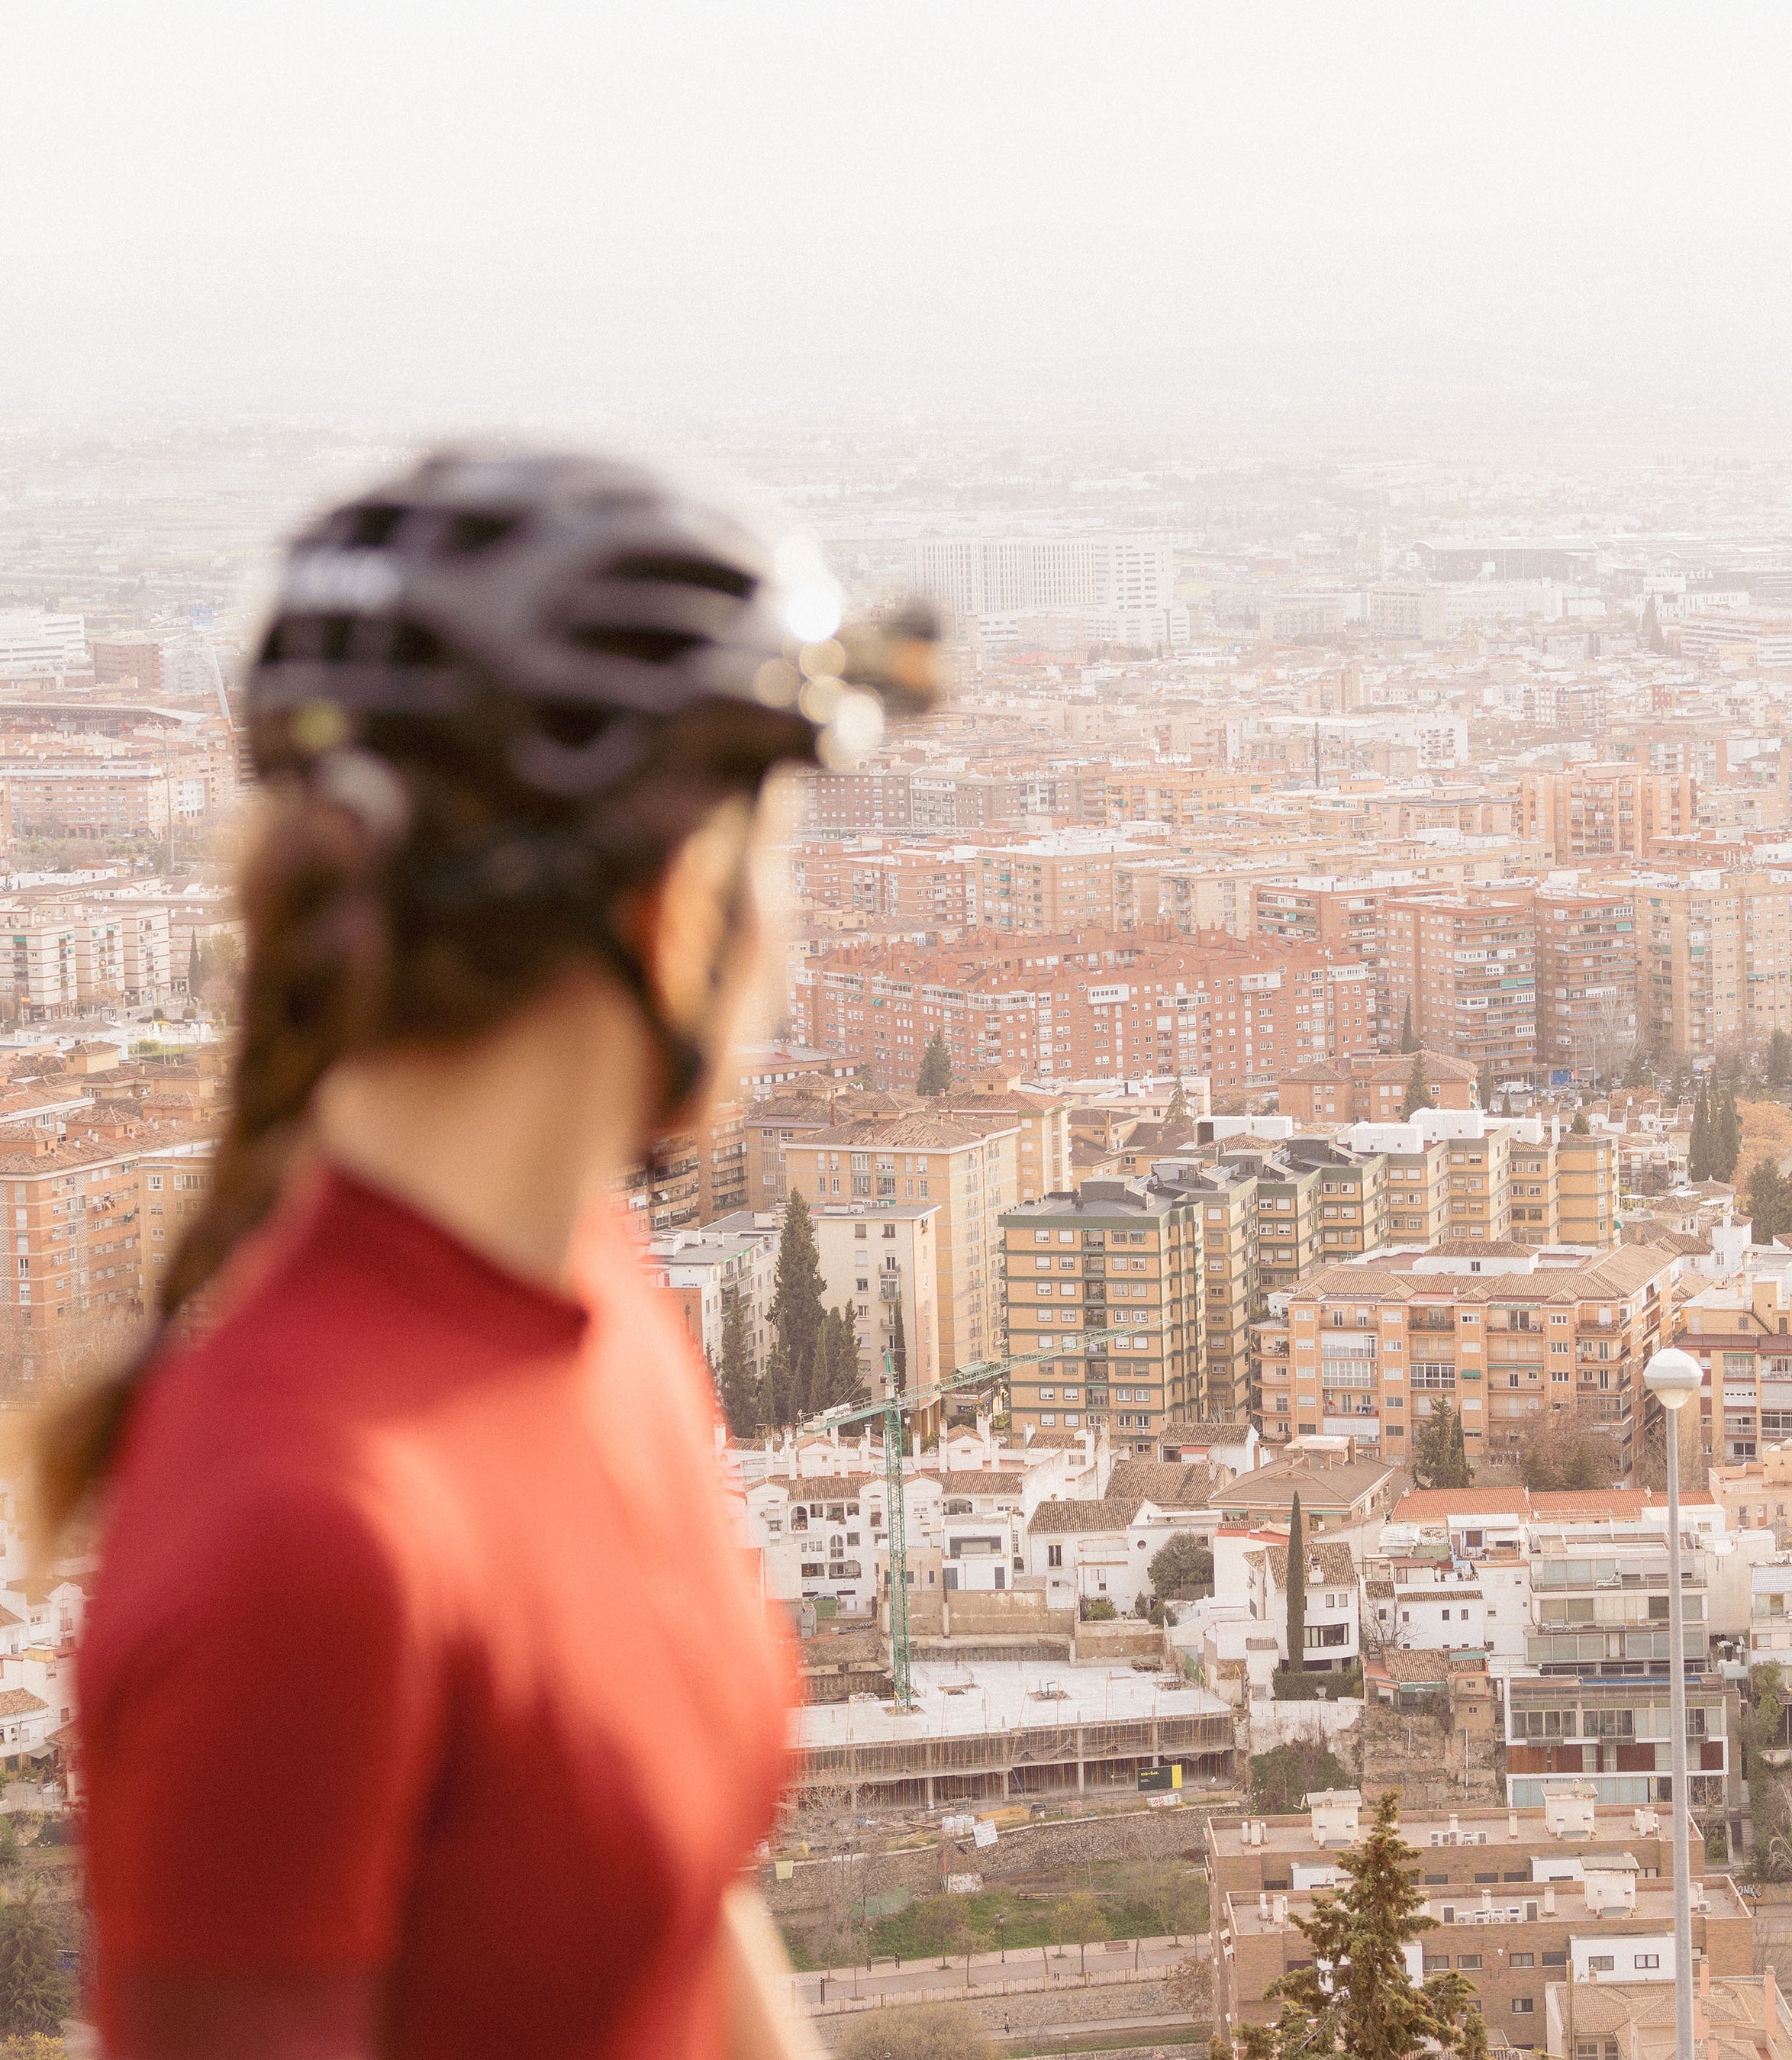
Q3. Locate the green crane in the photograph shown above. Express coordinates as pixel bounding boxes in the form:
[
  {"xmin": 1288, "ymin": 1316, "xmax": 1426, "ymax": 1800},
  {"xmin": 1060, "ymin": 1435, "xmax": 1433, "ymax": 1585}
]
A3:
[{"xmin": 801, "ymin": 1325, "xmax": 1175, "ymax": 1706}]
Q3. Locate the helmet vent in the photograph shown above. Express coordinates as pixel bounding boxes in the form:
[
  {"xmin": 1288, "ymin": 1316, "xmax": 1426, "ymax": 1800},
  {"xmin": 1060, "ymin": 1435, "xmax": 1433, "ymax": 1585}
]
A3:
[
  {"xmin": 434, "ymin": 511, "xmax": 520, "ymax": 556},
  {"xmin": 566, "ymin": 624, "xmax": 707, "ymax": 666},
  {"xmin": 331, "ymin": 503, "xmax": 408, "ymax": 548},
  {"xmin": 608, "ymin": 553, "xmax": 756, "ymax": 601}
]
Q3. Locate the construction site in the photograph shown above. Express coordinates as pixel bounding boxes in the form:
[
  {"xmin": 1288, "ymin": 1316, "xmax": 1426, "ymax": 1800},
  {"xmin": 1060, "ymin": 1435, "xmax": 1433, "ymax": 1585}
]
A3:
[{"xmin": 794, "ymin": 1660, "xmax": 1236, "ymax": 1810}]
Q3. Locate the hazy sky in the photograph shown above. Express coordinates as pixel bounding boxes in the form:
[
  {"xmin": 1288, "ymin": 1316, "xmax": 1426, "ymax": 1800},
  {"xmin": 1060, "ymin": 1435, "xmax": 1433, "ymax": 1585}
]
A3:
[{"xmin": 4, "ymin": 2, "xmax": 1790, "ymax": 422}]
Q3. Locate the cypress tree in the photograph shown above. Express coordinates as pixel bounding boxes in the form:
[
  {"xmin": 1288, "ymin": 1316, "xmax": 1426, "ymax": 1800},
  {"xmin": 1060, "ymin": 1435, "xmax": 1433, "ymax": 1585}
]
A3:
[
  {"xmin": 1285, "ymin": 1492, "xmax": 1307, "ymax": 1672},
  {"xmin": 1475, "ymin": 1060, "xmax": 1494, "ymax": 1111},
  {"xmin": 891, "ymin": 1295, "xmax": 908, "ymax": 1385},
  {"xmin": 1745, "ymin": 1156, "xmax": 1788, "ymax": 1245},
  {"xmin": 1718, "ymin": 1085, "xmax": 1742, "ymax": 1182},
  {"xmin": 186, "ymin": 933, "xmax": 201, "ymax": 992},
  {"xmin": 1688, "ymin": 1081, "xmax": 1710, "ymax": 1182},
  {"xmin": 769, "ymin": 1192, "xmax": 828, "ymax": 1426},
  {"xmin": 1166, "ymin": 1075, "xmax": 1190, "ymax": 1128},
  {"xmin": 716, "ymin": 1293, "xmax": 762, "ymax": 1438},
  {"xmin": 1400, "ymin": 998, "xmax": 1416, "ymax": 1053}
]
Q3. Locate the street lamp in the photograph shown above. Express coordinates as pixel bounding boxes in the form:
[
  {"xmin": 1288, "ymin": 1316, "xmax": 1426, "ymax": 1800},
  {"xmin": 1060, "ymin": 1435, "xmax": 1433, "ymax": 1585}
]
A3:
[{"xmin": 1644, "ymin": 1343, "xmax": 1702, "ymax": 2060}]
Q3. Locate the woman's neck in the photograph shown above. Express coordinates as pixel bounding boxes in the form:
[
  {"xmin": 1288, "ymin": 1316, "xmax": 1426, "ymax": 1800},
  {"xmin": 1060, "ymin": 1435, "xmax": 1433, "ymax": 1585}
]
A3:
[{"xmin": 310, "ymin": 972, "xmax": 658, "ymax": 1289}]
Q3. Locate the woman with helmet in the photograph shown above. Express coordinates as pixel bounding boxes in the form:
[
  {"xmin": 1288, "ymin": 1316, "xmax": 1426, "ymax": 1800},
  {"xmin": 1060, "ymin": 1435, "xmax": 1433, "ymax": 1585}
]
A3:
[{"xmin": 45, "ymin": 451, "xmax": 937, "ymax": 2060}]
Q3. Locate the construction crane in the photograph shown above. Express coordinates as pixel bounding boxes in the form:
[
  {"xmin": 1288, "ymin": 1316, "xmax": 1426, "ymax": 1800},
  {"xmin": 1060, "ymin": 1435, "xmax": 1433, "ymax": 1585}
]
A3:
[{"xmin": 799, "ymin": 1326, "xmax": 1177, "ymax": 1707}]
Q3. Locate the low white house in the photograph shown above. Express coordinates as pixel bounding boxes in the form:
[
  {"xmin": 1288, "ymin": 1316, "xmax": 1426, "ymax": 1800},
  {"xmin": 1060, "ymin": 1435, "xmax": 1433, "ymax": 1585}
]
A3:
[
  {"xmin": 1240, "ymin": 1539, "xmax": 1360, "ymax": 1673},
  {"xmin": 1022, "ymin": 1495, "xmax": 1211, "ymax": 1616}
]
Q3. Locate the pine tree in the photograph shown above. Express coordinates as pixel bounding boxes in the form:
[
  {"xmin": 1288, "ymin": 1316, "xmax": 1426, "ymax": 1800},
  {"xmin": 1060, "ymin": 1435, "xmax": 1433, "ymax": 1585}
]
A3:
[
  {"xmin": 716, "ymin": 1293, "xmax": 762, "ymax": 1437},
  {"xmin": 1400, "ymin": 1052, "xmax": 1430, "ymax": 1120},
  {"xmin": 1166, "ymin": 1076, "xmax": 1190, "ymax": 1128},
  {"xmin": 1246, "ymin": 1792, "xmax": 1487, "ymax": 2060},
  {"xmin": 1500, "ymin": 1088, "xmax": 1514, "ymax": 1117},
  {"xmin": 769, "ymin": 1193, "xmax": 828, "ymax": 1427},
  {"xmin": 917, "ymin": 1031, "xmax": 952, "ymax": 1096},
  {"xmin": 1400, "ymin": 998, "xmax": 1416, "ymax": 1053},
  {"xmin": 0, "ymin": 1891, "xmax": 73, "ymax": 2036},
  {"xmin": 1570, "ymin": 1111, "xmax": 1590, "ymax": 1135},
  {"xmin": 1284, "ymin": 1493, "xmax": 1306, "ymax": 1672}
]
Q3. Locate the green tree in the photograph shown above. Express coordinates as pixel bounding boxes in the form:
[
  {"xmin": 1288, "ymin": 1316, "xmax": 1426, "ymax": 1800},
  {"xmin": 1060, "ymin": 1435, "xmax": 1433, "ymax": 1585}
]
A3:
[
  {"xmin": 185, "ymin": 933, "xmax": 201, "ymax": 992},
  {"xmin": 812, "ymin": 1306, "xmax": 869, "ymax": 1415},
  {"xmin": 1079, "ymin": 1596, "xmax": 1117, "ymax": 1621},
  {"xmin": 1400, "ymin": 998, "xmax": 1416, "ymax": 1053},
  {"xmin": 1239, "ymin": 1792, "xmax": 1487, "ymax": 2060},
  {"xmin": 1770, "ymin": 1029, "xmax": 1792, "ymax": 1090},
  {"xmin": 1475, "ymin": 1061, "xmax": 1494, "ymax": 1112},
  {"xmin": 1166, "ymin": 1075, "xmax": 1190, "ymax": 1127},
  {"xmin": 1717, "ymin": 1086, "xmax": 1742, "ymax": 1181},
  {"xmin": 1500, "ymin": 1088, "xmax": 1514, "ymax": 1117},
  {"xmin": 1400, "ymin": 1052, "xmax": 1430, "ymax": 1120},
  {"xmin": 1689, "ymin": 1079, "xmax": 1711, "ymax": 1182},
  {"xmin": 1623, "ymin": 1043, "xmax": 1652, "ymax": 1088},
  {"xmin": 1570, "ymin": 1110, "xmax": 1590, "ymax": 1136},
  {"xmin": 1149, "ymin": 1533, "xmax": 1214, "ymax": 1601},
  {"xmin": 1284, "ymin": 1492, "xmax": 1307, "ymax": 1672},
  {"xmin": 715, "ymin": 1293, "xmax": 762, "ymax": 1438},
  {"xmin": 0, "ymin": 1894, "xmax": 72, "ymax": 2039},
  {"xmin": 1517, "ymin": 1414, "xmax": 1620, "ymax": 1492},
  {"xmin": 917, "ymin": 1033, "xmax": 952, "ymax": 1097},
  {"xmin": 1411, "ymin": 1401, "xmax": 1473, "ymax": 1489},
  {"xmin": 1052, "ymin": 1891, "xmax": 1110, "ymax": 1975},
  {"xmin": 1745, "ymin": 1156, "xmax": 1790, "ymax": 1245},
  {"xmin": 769, "ymin": 1191, "xmax": 829, "ymax": 1425},
  {"xmin": 1249, "ymin": 1741, "xmax": 1352, "ymax": 1813},
  {"xmin": 891, "ymin": 1295, "xmax": 908, "ymax": 1385}
]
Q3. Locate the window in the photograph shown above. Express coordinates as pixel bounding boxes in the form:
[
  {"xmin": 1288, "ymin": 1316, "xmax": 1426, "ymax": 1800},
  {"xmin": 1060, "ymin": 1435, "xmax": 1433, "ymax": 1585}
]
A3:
[
  {"xmin": 1586, "ymin": 1955, "xmax": 1614, "ymax": 1973},
  {"xmin": 1509, "ymin": 1953, "xmax": 1535, "ymax": 1968},
  {"xmin": 1511, "ymin": 1997, "xmax": 1535, "ymax": 2015},
  {"xmin": 1632, "ymin": 1953, "xmax": 1659, "ymax": 1970},
  {"xmin": 1047, "ymin": 1544, "xmax": 1062, "ymax": 1567},
  {"xmin": 1455, "ymin": 1952, "xmax": 1481, "ymax": 1971}
]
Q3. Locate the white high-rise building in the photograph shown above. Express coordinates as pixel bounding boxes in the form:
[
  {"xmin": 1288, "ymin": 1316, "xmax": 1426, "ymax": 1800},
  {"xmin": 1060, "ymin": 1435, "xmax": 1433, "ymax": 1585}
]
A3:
[
  {"xmin": 0, "ymin": 611, "xmax": 85, "ymax": 677},
  {"xmin": 909, "ymin": 535, "xmax": 1175, "ymax": 622}
]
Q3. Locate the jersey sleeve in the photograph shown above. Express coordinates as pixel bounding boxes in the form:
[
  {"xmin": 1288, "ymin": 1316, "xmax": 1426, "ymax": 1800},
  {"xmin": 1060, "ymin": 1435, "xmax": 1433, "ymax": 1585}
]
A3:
[{"xmin": 89, "ymin": 1477, "xmax": 442, "ymax": 1972}]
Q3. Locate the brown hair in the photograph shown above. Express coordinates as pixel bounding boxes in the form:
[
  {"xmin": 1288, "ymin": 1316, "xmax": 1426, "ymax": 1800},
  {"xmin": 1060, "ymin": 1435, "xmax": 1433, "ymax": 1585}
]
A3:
[{"xmin": 37, "ymin": 701, "xmax": 797, "ymax": 1533}]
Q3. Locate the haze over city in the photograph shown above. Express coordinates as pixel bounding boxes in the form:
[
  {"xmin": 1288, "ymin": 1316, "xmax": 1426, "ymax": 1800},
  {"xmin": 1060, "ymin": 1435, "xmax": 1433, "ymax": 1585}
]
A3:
[{"xmin": 5, "ymin": 9, "xmax": 1792, "ymax": 2058}]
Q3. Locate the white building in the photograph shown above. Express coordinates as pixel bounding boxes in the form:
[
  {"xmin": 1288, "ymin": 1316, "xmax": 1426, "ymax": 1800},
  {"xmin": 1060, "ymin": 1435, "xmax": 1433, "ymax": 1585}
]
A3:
[
  {"xmin": 0, "ymin": 611, "xmax": 84, "ymax": 677},
  {"xmin": 807, "ymin": 1200, "xmax": 941, "ymax": 1393}
]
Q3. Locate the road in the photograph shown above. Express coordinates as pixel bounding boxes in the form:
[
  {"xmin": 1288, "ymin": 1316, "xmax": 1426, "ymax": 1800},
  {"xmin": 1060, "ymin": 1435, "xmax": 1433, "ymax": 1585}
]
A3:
[{"xmin": 792, "ymin": 1932, "xmax": 1204, "ymax": 2012}]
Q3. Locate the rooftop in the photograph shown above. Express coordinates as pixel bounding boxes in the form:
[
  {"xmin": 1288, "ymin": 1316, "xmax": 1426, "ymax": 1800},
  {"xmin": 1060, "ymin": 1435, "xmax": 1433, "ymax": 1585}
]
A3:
[{"xmin": 795, "ymin": 1660, "xmax": 1230, "ymax": 1750}]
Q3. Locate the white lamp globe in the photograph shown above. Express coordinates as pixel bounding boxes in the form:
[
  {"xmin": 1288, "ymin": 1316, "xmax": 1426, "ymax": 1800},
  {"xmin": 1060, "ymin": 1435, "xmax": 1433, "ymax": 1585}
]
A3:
[{"xmin": 1643, "ymin": 1346, "xmax": 1703, "ymax": 1412}]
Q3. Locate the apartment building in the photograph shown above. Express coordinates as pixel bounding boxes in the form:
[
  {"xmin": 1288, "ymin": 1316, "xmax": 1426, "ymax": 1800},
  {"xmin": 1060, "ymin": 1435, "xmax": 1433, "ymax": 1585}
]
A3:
[
  {"xmin": 1104, "ymin": 771, "xmax": 1271, "ymax": 831},
  {"xmin": 1674, "ymin": 1271, "xmax": 1792, "ymax": 1465},
  {"xmin": 1640, "ymin": 873, "xmax": 1792, "ymax": 1063},
  {"xmin": 1535, "ymin": 886, "xmax": 1640, "ymax": 1082},
  {"xmin": 1276, "ymin": 1047, "xmax": 1478, "ymax": 1123},
  {"xmin": 943, "ymin": 1089, "xmax": 1073, "ymax": 1204},
  {"xmin": 999, "ymin": 1178, "xmax": 1202, "ymax": 1448},
  {"xmin": 1232, "ymin": 1146, "xmax": 1324, "ymax": 1295},
  {"xmin": 1339, "ymin": 1120, "xmax": 1453, "ymax": 1246},
  {"xmin": 784, "ymin": 1114, "xmax": 1017, "ymax": 1377},
  {"xmin": 1262, "ymin": 1243, "xmax": 1672, "ymax": 1462},
  {"xmin": 1526, "ymin": 1522, "xmax": 1713, "ymax": 1681},
  {"xmin": 1383, "ymin": 890, "xmax": 1538, "ymax": 1078},
  {"xmin": 1209, "ymin": 1790, "xmax": 1748, "ymax": 2052},
  {"xmin": 1505, "ymin": 1677, "xmax": 1739, "ymax": 1813},
  {"xmin": 1520, "ymin": 766, "xmax": 1698, "ymax": 862},
  {"xmin": 646, "ymin": 1219, "xmax": 778, "ymax": 1373},
  {"xmin": 807, "ymin": 1201, "xmax": 942, "ymax": 1393},
  {"xmin": 1159, "ymin": 1160, "xmax": 1260, "ymax": 1420},
  {"xmin": 974, "ymin": 840, "xmax": 1119, "ymax": 933},
  {"xmin": 793, "ymin": 926, "xmax": 1378, "ymax": 1094}
]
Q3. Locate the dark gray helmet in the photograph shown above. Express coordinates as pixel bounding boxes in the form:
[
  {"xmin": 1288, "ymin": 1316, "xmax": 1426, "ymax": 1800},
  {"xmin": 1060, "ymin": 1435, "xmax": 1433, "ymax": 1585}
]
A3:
[{"xmin": 247, "ymin": 448, "xmax": 940, "ymax": 793}]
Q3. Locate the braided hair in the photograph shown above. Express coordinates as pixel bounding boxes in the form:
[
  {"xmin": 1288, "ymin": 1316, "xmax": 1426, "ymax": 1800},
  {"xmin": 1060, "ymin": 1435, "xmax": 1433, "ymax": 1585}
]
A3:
[{"xmin": 38, "ymin": 697, "xmax": 798, "ymax": 1533}]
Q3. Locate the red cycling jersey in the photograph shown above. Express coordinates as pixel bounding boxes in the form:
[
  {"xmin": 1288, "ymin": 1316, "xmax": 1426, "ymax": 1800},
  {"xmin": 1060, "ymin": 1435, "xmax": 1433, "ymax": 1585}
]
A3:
[{"xmin": 79, "ymin": 1165, "xmax": 794, "ymax": 2059}]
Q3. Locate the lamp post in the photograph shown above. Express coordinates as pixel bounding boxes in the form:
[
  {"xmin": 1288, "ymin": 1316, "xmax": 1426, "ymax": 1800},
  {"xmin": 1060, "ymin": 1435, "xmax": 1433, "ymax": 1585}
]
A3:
[{"xmin": 1645, "ymin": 1343, "xmax": 1703, "ymax": 2060}]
